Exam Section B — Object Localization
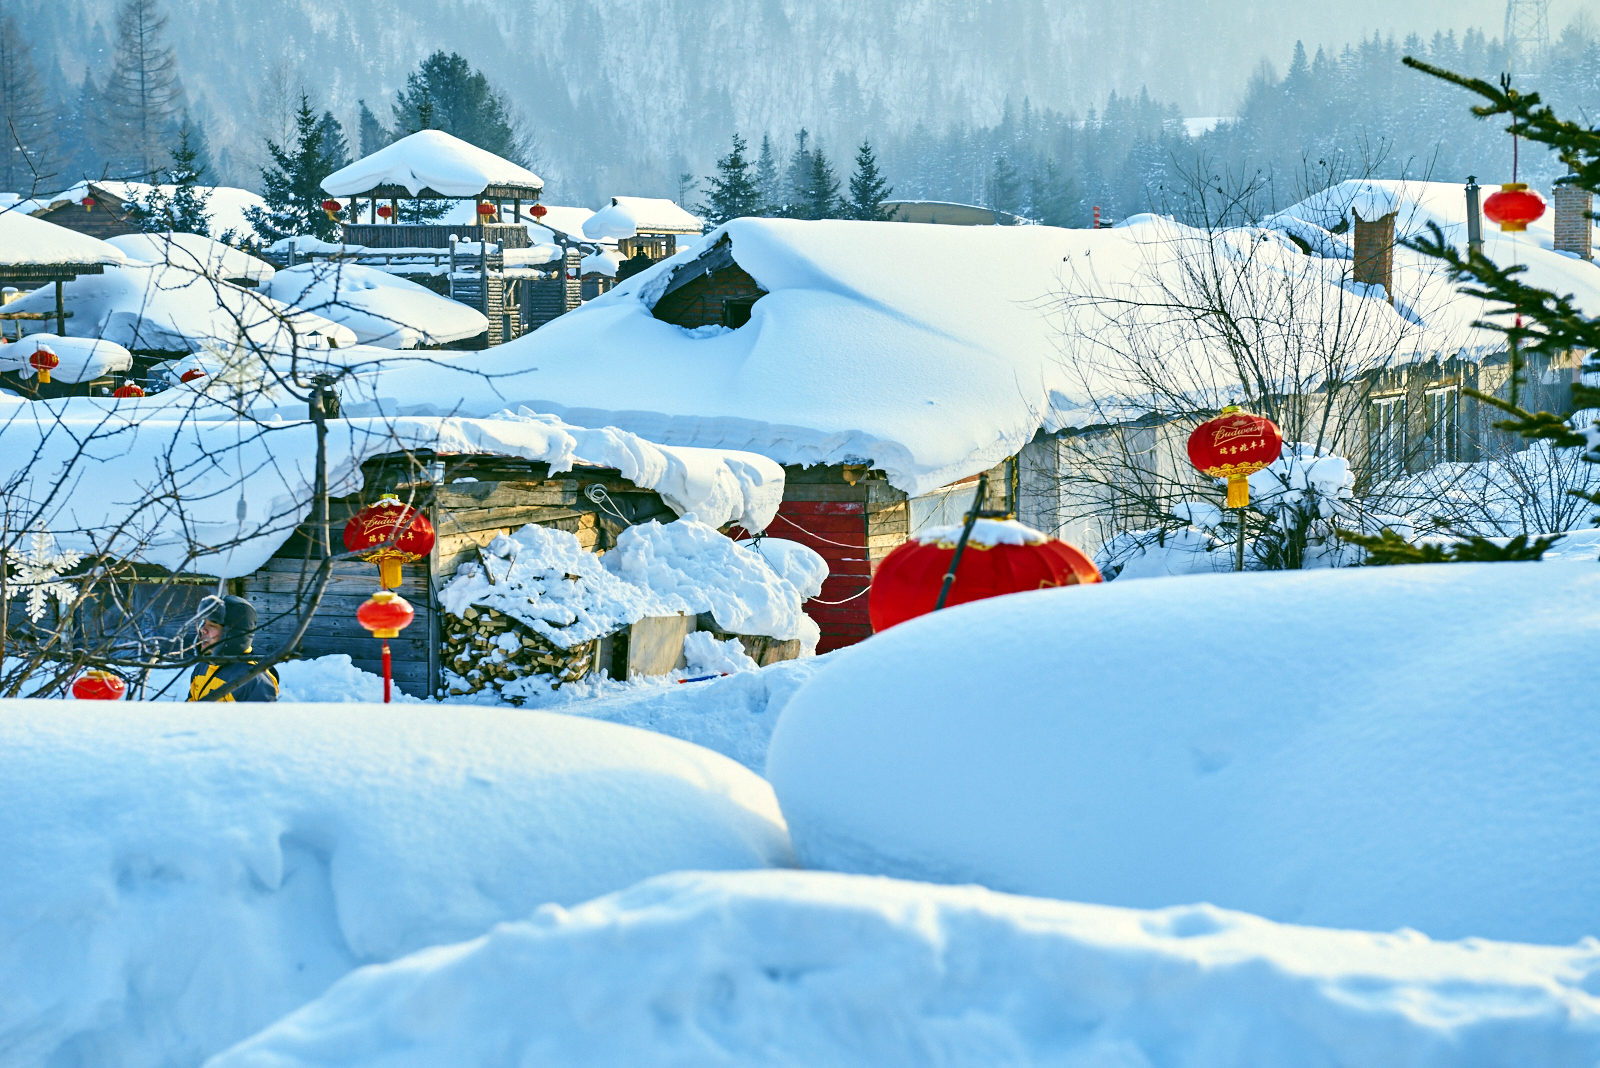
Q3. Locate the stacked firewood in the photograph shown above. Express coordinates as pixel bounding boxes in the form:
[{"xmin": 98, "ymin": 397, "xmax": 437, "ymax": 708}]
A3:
[{"xmin": 442, "ymin": 604, "xmax": 599, "ymax": 693}]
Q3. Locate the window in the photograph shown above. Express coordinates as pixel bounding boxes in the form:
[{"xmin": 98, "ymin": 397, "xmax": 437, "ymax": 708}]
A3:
[
  {"xmin": 1368, "ymin": 395, "xmax": 1407, "ymax": 478},
  {"xmin": 1424, "ymin": 386, "xmax": 1458, "ymax": 466},
  {"xmin": 721, "ymin": 297, "xmax": 758, "ymax": 328}
]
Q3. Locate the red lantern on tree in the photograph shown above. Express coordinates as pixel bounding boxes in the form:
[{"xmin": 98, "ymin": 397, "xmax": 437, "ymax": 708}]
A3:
[
  {"xmin": 113, "ymin": 382, "xmax": 145, "ymax": 398},
  {"xmin": 321, "ymin": 198, "xmax": 343, "ymax": 220},
  {"xmin": 1186, "ymin": 406, "xmax": 1283, "ymax": 509},
  {"xmin": 357, "ymin": 589, "xmax": 415, "ymax": 702},
  {"xmin": 81, "ymin": 196, "xmax": 96, "ymax": 211},
  {"xmin": 73, "ymin": 670, "xmax": 126, "ymax": 700},
  {"xmin": 29, "ymin": 346, "xmax": 59, "ymax": 385},
  {"xmin": 180, "ymin": 368, "xmax": 207, "ymax": 383},
  {"xmin": 376, "ymin": 204, "xmax": 393, "ymax": 220},
  {"xmin": 529, "ymin": 204, "xmax": 548, "ymax": 219},
  {"xmin": 868, "ymin": 521, "xmax": 1101, "ymax": 633},
  {"xmin": 1482, "ymin": 183, "xmax": 1546, "ymax": 232},
  {"xmin": 343, "ymin": 493, "xmax": 436, "ymax": 589},
  {"xmin": 476, "ymin": 202, "xmax": 498, "ymax": 218}
]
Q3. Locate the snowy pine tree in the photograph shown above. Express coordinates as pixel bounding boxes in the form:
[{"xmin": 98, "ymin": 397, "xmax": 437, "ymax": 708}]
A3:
[
  {"xmin": 136, "ymin": 126, "xmax": 212, "ymax": 235},
  {"xmin": 315, "ymin": 110, "xmax": 350, "ymax": 173},
  {"xmin": 799, "ymin": 143, "xmax": 841, "ymax": 220},
  {"xmin": 699, "ymin": 133, "xmax": 764, "ymax": 224},
  {"xmin": 755, "ymin": 134, "xmax": 781, "ymax": 216},
  {"xmin": 845, "ymin": 139, "xmax": 894, "ymax": 221},
  {"xmin": 357, "ymin": 99, "xmax": 389, "ymax": 157},
  {"xmin": 243, "ymin": 93, "xmax": 340, "ymax": 243},
  {"xmin": 100, "ymin": 0, "xmax": 185, "ymax": 177},
  {"xmin": 392, "ymin": 51, "xmax": 525, "ymax": 164}
]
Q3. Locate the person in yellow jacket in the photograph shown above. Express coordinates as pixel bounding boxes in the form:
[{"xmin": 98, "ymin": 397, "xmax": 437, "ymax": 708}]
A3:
[{"xmin": 188, "ymin": 594, "xmax": 279, "ymax": 702}]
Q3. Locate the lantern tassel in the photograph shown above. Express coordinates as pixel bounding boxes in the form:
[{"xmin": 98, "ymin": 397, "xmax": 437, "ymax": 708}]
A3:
[
  {"xmin": 379, "ymin": 558, "xmax": 402, "ymax": 589},
  {"xmin": 37, "ymin": 369, "xmax": 51, "ymax": 385},
  {"xmin": 381, "ymin": 639, "xmax": 392, "ymax": 704},
  {"xmin": 1226, "ymin": 476, "xmax": 1249, "ymax": 509}
]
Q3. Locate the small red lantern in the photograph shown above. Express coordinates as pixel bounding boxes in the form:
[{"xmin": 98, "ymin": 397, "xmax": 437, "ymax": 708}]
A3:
[
  {"xmin": 343, "ymin": 493, "xmax": 436, "ymax": 589},
  {"xmin": 376, "ymin": 204, "xmax": 393, "ymax": 220},
  {"xmin": 1482, "ymin": 183, "xmax": 1547, "ymax": 232},
  {"xmin": 29, "ymin": 346, "xmax": 59, "ymax": 384},
  {"xmin": 476, "ymin": 202, "xmax": 498, "ymax": 218},
  {"xmin": 869, "ymin": 521, "xmax": 1101, "ymax": 633},
  {"xmin": 1186, "ymin": 406, "xmax": 1284, "ymax": 509},
  {"xmin": 321, "ymin": 198, "xmax": 343, "ymax": 220},
  {"xmin": 112, "ymin": 382, "xmax": 145, "ymax": 398},
  {"xmin": 357, "ymin": 589, "xmax": 415, "ymax": 703},
  {"xmin": 180, "ymin": 368, "xmax": 207, "ymax": 383},
  {"xmin": 73, "ymin": 670, "xmax": 126, "ymax": 700},
  {"xmin": 81, "ymin": 196, "xmax": 96, "ymax": 211},
  {"xmin": 529, "ymin": 204, "xmax": 548, "ymax": 219}
]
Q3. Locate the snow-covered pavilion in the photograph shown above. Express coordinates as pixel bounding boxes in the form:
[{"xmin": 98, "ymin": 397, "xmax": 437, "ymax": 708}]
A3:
[{"xmin": 0, "ymin": 210, "xmax": 128, "ymax": 336}]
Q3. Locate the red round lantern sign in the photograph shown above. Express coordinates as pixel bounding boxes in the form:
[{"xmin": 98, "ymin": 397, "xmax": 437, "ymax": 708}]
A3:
[
  {"xmin": 377, "ymin": 204, "xmax": 393, "ymax": 220},
  {"xmin": 869, "ymin": 519, "xmax": 1101, "ymax": 633},
  {"xmin": 477, "ymin": 202, "xmax": 498, "ymax": 217},
  {"xmin": 73, "ymin": 670, "xmax": 126, "ymax": 700},
  {"xmin": 113, "ymin": 382, "xmax": 145, "ymax": 398},
  {"xmin": 81, "ymin": 196, "xmax": 96, "ymax": 211},
  {"xmin": 1482, "ymin": 183, "xmax": 1546, "ymax": 232},
  {"xmin": 357, "ymin": 589, "xmax": 415, "ymax": 638},
  {"xmin": 29, "ymin": 346, "xmax": 59, "ymax": 385},
  {"xmin": 530, "ymin": 204, "xmax": 548, "ymax": 219},
  {"xmin": 1187, "ymin": 406, "xmax": 1283, "ymax": 509},
  {"xmin": 321, "ymin": 198, "xmax": 342, "ymax": 220},
  {"xmin": 344, "ymin": 493, "xmax": 436, "ymax": 589}
]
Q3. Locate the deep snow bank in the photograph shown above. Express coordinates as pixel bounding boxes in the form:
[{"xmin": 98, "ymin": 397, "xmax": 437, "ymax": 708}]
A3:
[
  {"xmin": 0, "ymin": 702, "xmax": 790, "ymax": 1068},
  {"xmin": 209, "ymin": 869, "xmax": 1600, "ymax": 1068},
  {"xmin": 767, "ymin": 563, "xmax": 1600, "ymax": 945}
]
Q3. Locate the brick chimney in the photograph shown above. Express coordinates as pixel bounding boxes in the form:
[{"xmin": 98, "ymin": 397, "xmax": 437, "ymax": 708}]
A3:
[
  {"xmin": 1552, "ymin": 184, "xmax": 1593, "ymax": 260},
  {"xmin": 1352, "ymin": 209, "xmax": 1397, "ymax": 303}
]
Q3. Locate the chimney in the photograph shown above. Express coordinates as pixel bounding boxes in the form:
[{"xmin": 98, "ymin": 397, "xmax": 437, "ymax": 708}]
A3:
[
  {"xmin": 1352, "ymin": 208, "xmax": 1396, "ymax": 303},
  {"xmin": 1552, "ymin": 184, "xmax": 1593, "ymax": 260}
]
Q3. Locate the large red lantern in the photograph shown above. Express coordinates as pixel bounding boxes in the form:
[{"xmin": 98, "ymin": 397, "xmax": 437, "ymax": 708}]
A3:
[
  {"xmin": 476, "ymin": 202, "xmax": 498, "ymax": 218},
  {"xmin": 113, "ymin": 382, "xmax": 145, "ymax": 398},
  {"xmin": 1482, "ymin": 183, "xmax": 1546, "ymax": 232},
  {"xmin": 357, "ymin": 589, "xmax": 415, "ymax": 703},
  {"xmin": 869, "ymin": 520, "xmax": 1101, "ymax": 633},
  {"xmin": 343, "ymin": 493, "xmax": 436, "ymax": 589},
  {"xmin": 376, "ymin": 204, "xmax": 393, "ymax": 220},
  {"xmin": 29, "ymin": 346, "xmax": 59, "ymax": 385},
  {"xmin": 321, "ymin": 198, "xmax": 343, "ymax": 220},
  {"xmin": 1186, "ymin": 406, "xmax": 1283, "ymax": 509},
  {"xmin": 81, "ymin": 196, "xmax": 96, "ymax": 211},
  {"xmin": 73, "ymin": 670, "xmax": 126, "ymax": 700},
  {"xmin": 529, "ymin": 204, "xmax": 548, "ymax": 219}
]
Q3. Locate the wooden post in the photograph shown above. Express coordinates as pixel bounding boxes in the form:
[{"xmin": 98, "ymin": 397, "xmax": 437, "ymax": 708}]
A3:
[
  {"xmin": 514, "ymin": 197, "xmax": 521, "ymax": 223},
  {"xmin": 54, "ymin": 280, "xmax": 64, "ymax": 336},
  {"xmin": 389, "ymin": 197, "xmax": 397, "ymax": 224}
]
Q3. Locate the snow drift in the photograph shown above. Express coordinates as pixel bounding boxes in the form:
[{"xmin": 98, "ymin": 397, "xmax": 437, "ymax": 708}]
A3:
[
  {"xmin": 209, "ymin": 869, "xmax": 1600, "ymax": 1068},
  {"xmin": 0, "ymin": 702, "xmax": 791, "ymax": 1068},
  {"xmin": 767, "ymin": 563, "xmax": 1600, "ymax": 945}
]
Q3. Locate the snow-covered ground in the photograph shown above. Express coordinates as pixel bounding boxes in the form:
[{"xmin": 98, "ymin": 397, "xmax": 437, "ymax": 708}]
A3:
[
  {"xmin": 0, "ymin": 701, "xmax": 790, "ymax": 1067},
  {"xmin": 210, "ymin": 869, "xmax": 1600, "ymax": 1068},
  {"xmin": 768, "ymin": 562, "xmax": 1600, "ymax": 946}
]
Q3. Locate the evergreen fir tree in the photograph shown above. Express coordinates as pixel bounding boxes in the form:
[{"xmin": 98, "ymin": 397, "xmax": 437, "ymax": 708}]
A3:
[
  {"xmin": 315, "ymin": 110, "xmax": 350, "ymax": 174},
  {"xmin": 801, "ymin": 142, "xmax": 841, "ymax": 220},
  {"xmin": 845, "ymin": 139, "xmax": 894, "ymax": 221},
  {"xmin": 392, "ymin": 51, "xmax": 524, "ymax": 163},
  {"xmin": 243, "ymin": 93, "xmax": 340, "ymax": 243},
  {"xmin": 699, "ymin": 132, "xmax": 764, "ymax": 224},
  {"xmin": 782, "ymin": 128, "xmax": 813, "ymax": 218},
  {"xmin": 989, "ymin": 153, "xmax": 1022, "ymax": 221},
  {"xmin": 357, "ymin": 99, "xmax": 389, "ymax": 157},
  {"xmin": 100, "ymin": 0, "xmax": 185, "ymax": 177},
  {"xmin": 54, "ymin": 73, "xmax": 103, "ymax": 185},
  {"xmin": 0, "ymin": 16, "xmax": 55, "ymax": 192},
  {"xmin": 755, "ymin": 134, "xmax": 781, "ymax": 216},
  {"xmin": 176, "ymin": 109, "xmax": 211, "ymax": 177},
  {"xmin": 136, "ymin": 126, "xmax": 211, "ymax": 235}
]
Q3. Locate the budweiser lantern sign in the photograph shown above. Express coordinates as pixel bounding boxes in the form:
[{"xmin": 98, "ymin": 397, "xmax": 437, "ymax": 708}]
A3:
[
  {"xmin": 1186, "ymin": 406, "xmax": 1284, "ymax": 509},
  {"xmin": 343, "ymin": 493, "xmax": 436, "ymax": 589},
  {"xmin": 869, "ymin": 519, "xmax": 1101, "ymax": 632}
]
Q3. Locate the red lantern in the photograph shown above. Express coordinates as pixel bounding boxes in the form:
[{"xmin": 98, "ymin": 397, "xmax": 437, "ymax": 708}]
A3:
[
  {"xmin": 180, "ymin": 368, "xmax": 207, "ymax": 383},
  {"xmin": 869, "ymin": 522, "xmax": 1101, "ymax": 633},
  {"xmin": 529, "ymin": 204, "xmax": 548, "ymax": 219},
  {"xmin": 477, "ymin": 202, "xmax": 498, "ymax": 218},
  {"xmin": 113, "ymin": 382, "xmax": 145, "ymax": 398},
  {"xmin": 321, "ymin": 198, "xmax": 343, "ymax": 220},
  {"xmin": 81, "ymin": 196, "xmax": 96, "ymax": 211},
  {"xmin": 1482, "ymin": 183, "xmax": 1546, "ymax": 232},
  {"xmin": 73, "ymin": 670, "xmax": 126, "ymax": 700},
  {"xmin": 376, "ymin": 204, "xmax": 393, "ymax": 220},
  {"xmin": 343, "ymin": 493, "xmax": 436, "ymax": 589},
  {"xmin": 357, "ymin": 589, "xmax": 415, "ymax": 703},
  {"xmin": 1186, "ymin": 406, "xmax": 1283, "ymax": 509},
  {"xmin": 29, "ymin": 346, "xmax": 59, "ymax": 385}
]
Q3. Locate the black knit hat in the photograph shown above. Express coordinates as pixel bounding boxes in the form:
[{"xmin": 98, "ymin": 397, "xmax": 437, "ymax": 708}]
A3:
[{"xmin": 201, "ymin": 594, "xmax": 257, "ymax": 656}]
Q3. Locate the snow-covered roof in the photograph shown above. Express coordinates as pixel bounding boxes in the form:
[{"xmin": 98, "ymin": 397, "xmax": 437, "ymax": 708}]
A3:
[
  {"xmin": 41, "ymin": 181, "xmax": 269, "ymax": 244},
  {"xmin": 322, "ymin": 130, "xmax": 544, "ymax": 199},
  {"xmin": 108, "ymin": 232, "xmax": 275, "ymax": 284},
  {"xmin": 0, "ymin": 209, "xmax": 128, "ymax": 269},
  {"xmin": 583, "ymin": 197, "xmax": 703, "ymax": 239},
  {"xmin": 581, "ymin": 248, "xmax": 621, "ymax": 277},
  {"xmin": 260, "ymin": 262, "xmax": 487, "ymax": 348},
  {"xmin": 0, "ymin": 334, "xmax": 132, "ymax": 383}
]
